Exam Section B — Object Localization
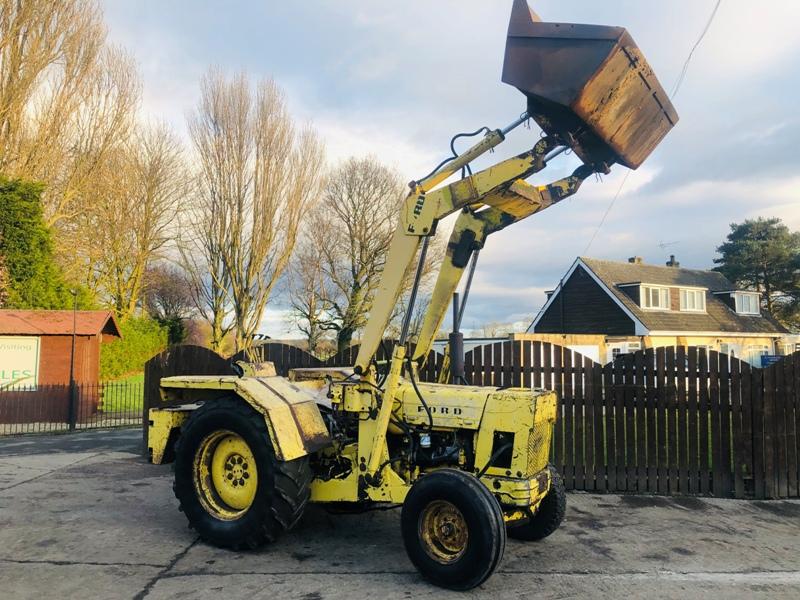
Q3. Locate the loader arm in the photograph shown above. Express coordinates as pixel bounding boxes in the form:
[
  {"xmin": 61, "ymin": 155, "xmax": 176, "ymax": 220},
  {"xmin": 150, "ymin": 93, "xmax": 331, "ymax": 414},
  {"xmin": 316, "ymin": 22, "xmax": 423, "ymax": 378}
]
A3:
[
  {"xmin": 352, "ymin": 0, "xmax": 677, "ymax": 481},
  {"xmin": 355, "ymin": 129, "xmax": 601, "ymax": 479},
  {"xmin": 354, "ymin": 132, "xmax": 574, "ymax": 374},
  {"xmin": 410, "ymin": 163, "xmax": 595, "ymax": 364}
]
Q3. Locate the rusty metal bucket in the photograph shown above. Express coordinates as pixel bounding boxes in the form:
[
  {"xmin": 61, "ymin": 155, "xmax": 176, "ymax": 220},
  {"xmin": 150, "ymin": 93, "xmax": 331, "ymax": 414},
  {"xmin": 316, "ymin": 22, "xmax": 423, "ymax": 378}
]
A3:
[{"xmin": 502, "ymin": 0, "xmax": 678, "ymax": 169}]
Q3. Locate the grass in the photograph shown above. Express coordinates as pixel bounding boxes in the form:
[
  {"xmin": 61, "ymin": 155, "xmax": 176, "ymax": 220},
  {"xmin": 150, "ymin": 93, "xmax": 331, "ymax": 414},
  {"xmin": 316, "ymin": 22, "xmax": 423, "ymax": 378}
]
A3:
[{"xmin": 99, "ymin": 372, "xmax": 144, "ymax": 413}]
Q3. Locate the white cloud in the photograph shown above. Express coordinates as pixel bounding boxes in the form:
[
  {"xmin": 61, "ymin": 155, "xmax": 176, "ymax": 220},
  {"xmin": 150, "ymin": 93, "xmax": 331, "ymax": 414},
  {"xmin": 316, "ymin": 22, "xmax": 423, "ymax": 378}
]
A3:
[
  {"xmin": 258, "ymin": 309, "xmax": 296, "ymax": 339},
  {"xmin": 99, "ymin": 0, "xmax": 800, "ymax": 336},
  {"xmin": 699, "ymin": 0, "xmax": 800, "ymax": 78},
  {"xmin": 308, "ymin": 113, "xmax": 439, "ymax": 178}
]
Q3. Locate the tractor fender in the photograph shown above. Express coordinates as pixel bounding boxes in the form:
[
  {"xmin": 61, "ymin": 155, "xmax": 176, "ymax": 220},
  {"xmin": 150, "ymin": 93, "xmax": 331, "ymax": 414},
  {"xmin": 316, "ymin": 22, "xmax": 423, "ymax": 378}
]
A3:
[{"xmin": 159, "ymin": 375, "xmax": 331, "ymax": 461}]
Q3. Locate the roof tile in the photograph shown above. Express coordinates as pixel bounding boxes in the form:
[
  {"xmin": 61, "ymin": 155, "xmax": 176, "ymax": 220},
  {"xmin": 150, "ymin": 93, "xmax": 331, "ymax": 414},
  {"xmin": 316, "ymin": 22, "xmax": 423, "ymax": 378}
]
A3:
[
  {"xmin": 0, "ymin": 310, "xmax": 121, "ymax": 337},
  {"xmin": 580, "ymin": 258, "xmax": 787, "ymax": 335}
]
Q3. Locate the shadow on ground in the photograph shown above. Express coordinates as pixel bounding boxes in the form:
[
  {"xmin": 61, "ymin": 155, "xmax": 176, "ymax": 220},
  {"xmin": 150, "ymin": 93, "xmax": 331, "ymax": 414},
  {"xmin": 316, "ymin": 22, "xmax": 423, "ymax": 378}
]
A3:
[{"xmin": 1, "ymin": 429, "xmax": 798, "ymax": 599}]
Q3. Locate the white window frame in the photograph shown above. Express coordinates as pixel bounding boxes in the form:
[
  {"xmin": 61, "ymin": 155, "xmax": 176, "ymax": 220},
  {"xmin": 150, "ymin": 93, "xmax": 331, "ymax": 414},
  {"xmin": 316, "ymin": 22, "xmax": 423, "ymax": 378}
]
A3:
[
  {"xmin": 735, "ymin": 292, "xmax": 760, "ymax": 315},
  {"xmin": 747, "ymin": 344, "xmax": 769, "ymax": 366},
  {"xmin": 679, "ymin": 288, "xmax": 706, "ymax": 312},
  {"xmin": 607, "ymin": 341, "xmax": 641, "ymax": 363},
  {"xmin": 733, "ymin": 292, "xmax": 761, "ymax": 316},
  {"xmin": 640, "ymin": 285, "xmax": 671, "ymax": 311}
]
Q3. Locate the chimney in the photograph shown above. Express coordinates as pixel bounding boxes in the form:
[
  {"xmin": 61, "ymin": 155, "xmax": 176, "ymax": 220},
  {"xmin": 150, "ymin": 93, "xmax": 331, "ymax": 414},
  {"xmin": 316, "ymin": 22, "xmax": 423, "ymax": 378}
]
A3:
[
  {"xmin": 666, "ymin": 255, "xmax": 680, "ymax": 268},
  {"xmin": 628, "ymin": 256, "xmax": 643, "ymax": 264}
]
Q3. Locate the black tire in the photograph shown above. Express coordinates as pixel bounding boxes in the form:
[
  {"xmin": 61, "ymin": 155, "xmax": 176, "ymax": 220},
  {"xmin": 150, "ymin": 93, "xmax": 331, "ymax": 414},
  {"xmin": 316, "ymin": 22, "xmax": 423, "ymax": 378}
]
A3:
[
  {"xmin": 401, "ymin": 469, "xmax": 505, "ymax": 590},
  {"xmin": 173, "ymin": 397, "xmax": 312, "ymax": 550},
  {"xmin": 508, "ymin": 465, "xmax": 566, "ymax": 541}
]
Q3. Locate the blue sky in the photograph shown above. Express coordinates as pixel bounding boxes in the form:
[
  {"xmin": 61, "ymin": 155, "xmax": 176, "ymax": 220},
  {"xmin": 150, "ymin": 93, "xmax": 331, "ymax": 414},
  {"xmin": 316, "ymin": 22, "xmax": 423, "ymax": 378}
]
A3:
[{"xmin": 102, "ymin": 0, "xmax": 800, "ymax": 337}]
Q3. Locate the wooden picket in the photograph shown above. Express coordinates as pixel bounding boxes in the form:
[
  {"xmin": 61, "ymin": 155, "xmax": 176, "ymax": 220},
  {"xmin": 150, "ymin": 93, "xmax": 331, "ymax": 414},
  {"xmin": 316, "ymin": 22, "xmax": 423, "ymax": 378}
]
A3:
[{"xmin": 458, "ymin": 341, "xmax": 800, "ymax": 499}]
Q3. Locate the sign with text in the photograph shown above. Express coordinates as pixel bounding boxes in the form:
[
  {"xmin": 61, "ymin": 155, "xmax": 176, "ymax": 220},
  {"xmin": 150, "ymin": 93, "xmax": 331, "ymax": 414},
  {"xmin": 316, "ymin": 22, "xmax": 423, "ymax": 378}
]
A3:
[
  {"xmin": 760, "ymin": 354, "xmax": 783, "ymax": 368},
  {"xmin": 0, "ymin": 336, "xmax": 40, "ymax": 390}
]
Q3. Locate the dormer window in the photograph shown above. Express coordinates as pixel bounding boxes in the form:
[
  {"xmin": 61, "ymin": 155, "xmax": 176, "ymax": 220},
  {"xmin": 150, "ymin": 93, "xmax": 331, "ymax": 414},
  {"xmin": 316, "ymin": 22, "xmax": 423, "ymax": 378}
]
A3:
[
  {"xmin": 679, "ymin": 288, "xmax": 706, "ymax": 312},
  {"xmin": 641, "ymin": 285, "xmax": 670, "ymax": 310},
  {"xmin": 734, "ymin": 292, "xmax": 760, "ymax": 315}
]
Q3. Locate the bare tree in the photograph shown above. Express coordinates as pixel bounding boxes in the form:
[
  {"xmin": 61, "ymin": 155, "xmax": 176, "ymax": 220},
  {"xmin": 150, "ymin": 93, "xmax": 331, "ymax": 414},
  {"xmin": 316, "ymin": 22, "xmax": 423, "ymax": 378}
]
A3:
[
  {"xmin": 476, "ymin": 322, "xmax": 513, "ymax": 338},
  {"xmin": 187, "ymin": 69, "xmax": 324, "ymax": 353},
  {"xmin": 180, "ymin": 195, "xmax": 234, "ymax": 353},
  {"xmin": 384, "ymin": 290, "xmax": 434, "ymax": 342},
  {"xmin": 0, "ymin": 1, "xmax": 140, "ymax": 226},
  {"xmin": 0, "ymin": 0, "xmax": 104, "ymax": 168},
  {"xmin": 79, "ymin": 123, "xmax": 186, "ymax": 319},
  {"xmin": 286, "ymin": 234, "xmax": 332, "ymax": 355},
  {"xmin": 144, "ymin": 264, "xmax": 194, "ymax": 323},
  {"xmin": 142, "ymin": 263, "xmax": 195, "ymax": 344},
  {"xmin": 289, "ymin": 157, "xmax": 440, "ymax": 354}
]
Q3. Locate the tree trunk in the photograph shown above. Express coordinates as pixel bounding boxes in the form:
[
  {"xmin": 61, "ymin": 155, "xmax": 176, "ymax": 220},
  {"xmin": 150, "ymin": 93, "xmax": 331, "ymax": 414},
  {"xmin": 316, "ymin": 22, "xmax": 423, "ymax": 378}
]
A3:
[
  {"xmin": 337, "ymin": 326, "xmax": 354, "ymax": 355},
  {"xmin": 210, "ymin": 310, "xmax": 225, "ymax": 353},
  {"xmin": 764, "ymin": 275, "xmax": 773, "ymax": 313},
  {"xmin": 306, "ymin": 324, "xmax": 321, "ymax": 355}
]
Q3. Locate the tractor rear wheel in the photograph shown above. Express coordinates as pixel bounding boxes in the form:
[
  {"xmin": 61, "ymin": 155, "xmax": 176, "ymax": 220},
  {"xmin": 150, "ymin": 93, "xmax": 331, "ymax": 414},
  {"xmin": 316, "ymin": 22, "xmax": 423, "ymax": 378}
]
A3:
[
  {"xmin": 173, "ymin": 397, "xmax": 311, "ymax": 549},
  {"xmin": 508, "ymin": 465, "xmax": 566, "ymax": 541},
  {"xmin": 401, "ymin": 469, "xmax": 506, "ymax": 590}
]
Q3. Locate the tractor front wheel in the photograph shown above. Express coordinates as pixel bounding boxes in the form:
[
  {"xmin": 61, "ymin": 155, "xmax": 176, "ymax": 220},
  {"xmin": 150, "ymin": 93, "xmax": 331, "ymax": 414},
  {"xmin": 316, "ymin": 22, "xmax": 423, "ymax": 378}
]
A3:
[
  {"xmin": 401, "ymin": 469, "xmax": 506, "ymax": 590},
  {"xmin": 173, "ymin": 397, "xmax": 311, "ymax": 549}
]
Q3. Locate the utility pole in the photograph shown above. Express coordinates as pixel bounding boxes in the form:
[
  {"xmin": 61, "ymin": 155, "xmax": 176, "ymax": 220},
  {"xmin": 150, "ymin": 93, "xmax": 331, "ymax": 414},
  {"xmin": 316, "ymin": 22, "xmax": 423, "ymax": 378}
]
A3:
[{"xmin": 68, "ymin": 290, "xmax": 78, "ymax": 430}]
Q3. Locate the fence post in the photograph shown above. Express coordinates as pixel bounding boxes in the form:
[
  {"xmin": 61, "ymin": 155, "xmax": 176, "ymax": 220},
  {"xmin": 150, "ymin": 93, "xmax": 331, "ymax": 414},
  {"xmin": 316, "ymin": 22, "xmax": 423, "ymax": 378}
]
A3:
[{"xmin": 68, "ymin": 380, "xmax": 78, "ymax": 431}]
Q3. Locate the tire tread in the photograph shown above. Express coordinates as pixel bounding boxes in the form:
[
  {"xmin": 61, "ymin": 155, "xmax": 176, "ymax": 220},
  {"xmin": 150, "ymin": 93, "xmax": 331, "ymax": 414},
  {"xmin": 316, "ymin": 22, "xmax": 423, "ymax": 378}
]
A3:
[
  {"xmin": 173, "ymin": 397, "xmax": 312, "ymax": 550},
  {"xmin": 401, "ymin": 468, "xmax": 506, "ymax": 590},
  {"xmin": 508, "ymin": 465, "xmax": 566, "ymax": 541}
]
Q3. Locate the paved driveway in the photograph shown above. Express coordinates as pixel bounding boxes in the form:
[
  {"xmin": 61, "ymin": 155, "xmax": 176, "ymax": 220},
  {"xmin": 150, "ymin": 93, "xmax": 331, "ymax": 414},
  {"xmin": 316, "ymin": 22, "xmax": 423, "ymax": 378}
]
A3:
[{"xmin": 1, "ymin": 429, "xmax": 799, "ymax": 599}]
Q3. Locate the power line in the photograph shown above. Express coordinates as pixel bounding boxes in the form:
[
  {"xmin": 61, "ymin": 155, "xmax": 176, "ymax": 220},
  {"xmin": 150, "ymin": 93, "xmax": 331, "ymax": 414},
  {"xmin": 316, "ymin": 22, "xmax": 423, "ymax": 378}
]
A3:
[
  {"xmin": 671, "ymin": 0, "xmax": 723, "ymax": 98},
  {"xmin": 582, "ymin": 170, "xmax": 631, "ymax": 255},
  {"xmin": 582, "ymin": 0, "xmax": 723, "ymax": 255}
]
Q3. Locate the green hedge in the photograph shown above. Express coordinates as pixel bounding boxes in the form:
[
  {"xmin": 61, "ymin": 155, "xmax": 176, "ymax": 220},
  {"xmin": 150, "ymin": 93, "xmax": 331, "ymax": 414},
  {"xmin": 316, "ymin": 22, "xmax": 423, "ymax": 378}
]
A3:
[{"xmin": 100, "ymin": 317, "xmax": 169, "ymax": 380}]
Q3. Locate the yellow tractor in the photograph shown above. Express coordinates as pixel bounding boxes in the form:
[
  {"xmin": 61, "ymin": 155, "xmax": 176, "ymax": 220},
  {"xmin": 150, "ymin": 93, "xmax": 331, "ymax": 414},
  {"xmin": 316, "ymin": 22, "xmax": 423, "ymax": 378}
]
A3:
[{"xmin": 148, "ymin": 1, "xmax": 677, "ymax": 590}]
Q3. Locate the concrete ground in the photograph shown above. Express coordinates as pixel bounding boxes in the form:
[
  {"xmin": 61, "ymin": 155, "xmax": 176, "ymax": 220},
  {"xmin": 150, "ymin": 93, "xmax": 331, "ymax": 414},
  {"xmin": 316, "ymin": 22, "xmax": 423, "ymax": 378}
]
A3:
[{"xmin": 1, "ymin": 429, "xmax": 799, "ymax": 599}]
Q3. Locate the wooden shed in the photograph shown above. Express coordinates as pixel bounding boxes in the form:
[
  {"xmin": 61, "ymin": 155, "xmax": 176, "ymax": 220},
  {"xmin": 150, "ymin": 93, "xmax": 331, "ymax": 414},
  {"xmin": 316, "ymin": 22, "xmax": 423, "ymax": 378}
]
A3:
[{"xmin": 0, "ymin": 310, "xmax": 121, "ymax": 424}]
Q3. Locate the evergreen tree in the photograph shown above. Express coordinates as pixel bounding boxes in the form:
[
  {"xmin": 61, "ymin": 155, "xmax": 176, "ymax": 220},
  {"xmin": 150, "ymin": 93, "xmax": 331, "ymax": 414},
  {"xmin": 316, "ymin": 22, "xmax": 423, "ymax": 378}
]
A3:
[
  {"xmin": 0, "ymin": 177, "xmax": 89, "ymax": 309},
  {"xmin": 0, "ymin": 249, "xmax": 9, "ymax": 307},
  {"xmin": 714, "ymin": 217, "xmax": 800, "ymax": 329}
]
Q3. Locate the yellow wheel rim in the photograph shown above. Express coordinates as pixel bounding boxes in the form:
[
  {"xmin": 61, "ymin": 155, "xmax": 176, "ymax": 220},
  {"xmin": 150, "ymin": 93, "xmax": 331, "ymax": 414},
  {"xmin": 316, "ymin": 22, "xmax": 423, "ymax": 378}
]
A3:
[
  {"xmin": 418, "ymin": 500, "xmax": 469, "ymax": 564},
  {"xmin": 193, "ymin": 430, "xmax": 258, "ymax": 520}
]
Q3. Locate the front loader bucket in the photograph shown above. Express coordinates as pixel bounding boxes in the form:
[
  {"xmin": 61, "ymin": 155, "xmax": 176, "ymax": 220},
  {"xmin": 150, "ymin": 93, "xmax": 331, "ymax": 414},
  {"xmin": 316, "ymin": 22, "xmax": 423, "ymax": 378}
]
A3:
[{"xmin": 502, "ymin": 0, "xmax": 678, "ymax": 169}]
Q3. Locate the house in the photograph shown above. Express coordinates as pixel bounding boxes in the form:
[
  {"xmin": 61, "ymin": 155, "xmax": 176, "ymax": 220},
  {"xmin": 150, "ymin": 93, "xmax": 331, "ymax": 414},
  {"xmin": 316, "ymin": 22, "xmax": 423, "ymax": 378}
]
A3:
[
  {"xmin": 779, "ymin": 334, "xmax": 800, "ymax": 356},
  {"xmin": 520, "ymin": 256, "xmax": 787, "ymax": 365},
  {"xmin": 0, "ymin": 310, "xmax": 121, "ymax": 423}
]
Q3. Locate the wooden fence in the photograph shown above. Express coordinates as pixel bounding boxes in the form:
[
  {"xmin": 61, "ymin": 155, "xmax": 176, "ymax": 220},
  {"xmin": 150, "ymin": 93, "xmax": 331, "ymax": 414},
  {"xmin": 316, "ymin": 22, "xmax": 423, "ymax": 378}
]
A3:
[
  {"xmin": 143, "ymin": 341, "xmax": 800, "ymax": 499},
  {"xmin": 460, "ymin": 341, "xmax": 799, "ymax": 500}
]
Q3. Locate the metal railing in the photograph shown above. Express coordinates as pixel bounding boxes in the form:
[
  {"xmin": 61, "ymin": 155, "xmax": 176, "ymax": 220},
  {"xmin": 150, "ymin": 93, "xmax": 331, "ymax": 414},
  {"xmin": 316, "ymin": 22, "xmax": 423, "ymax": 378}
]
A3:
[{"xmin": 0, "ymin": 381, "xmax": 144, "ymax": 436}]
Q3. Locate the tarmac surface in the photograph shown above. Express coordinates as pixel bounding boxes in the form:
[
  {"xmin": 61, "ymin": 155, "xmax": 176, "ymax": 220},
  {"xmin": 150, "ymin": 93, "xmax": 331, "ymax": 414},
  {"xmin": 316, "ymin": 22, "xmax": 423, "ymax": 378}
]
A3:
[{"xmin": 1, "ymin": 428, "xmax": 799, "ymax": 599}]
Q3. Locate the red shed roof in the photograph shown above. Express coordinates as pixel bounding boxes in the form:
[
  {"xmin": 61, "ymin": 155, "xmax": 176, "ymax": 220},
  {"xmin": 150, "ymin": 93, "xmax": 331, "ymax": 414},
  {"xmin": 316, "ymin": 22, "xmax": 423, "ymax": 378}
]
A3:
[{"xmin": 0, "ymin": 310, "xmax": 121, "ymax": 338}]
